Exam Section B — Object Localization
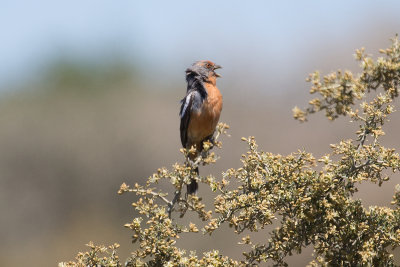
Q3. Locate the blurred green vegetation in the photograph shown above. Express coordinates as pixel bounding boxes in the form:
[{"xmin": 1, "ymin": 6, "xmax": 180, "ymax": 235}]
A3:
[{"xmin": 39, "ymin": 56, "xmax": 138, "ymax": 94}]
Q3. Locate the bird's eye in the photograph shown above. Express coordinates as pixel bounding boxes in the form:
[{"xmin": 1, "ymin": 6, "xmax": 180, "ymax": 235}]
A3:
[{"xmin": 206, "ymin": 63, "xmax": 212, "ymax": 68}]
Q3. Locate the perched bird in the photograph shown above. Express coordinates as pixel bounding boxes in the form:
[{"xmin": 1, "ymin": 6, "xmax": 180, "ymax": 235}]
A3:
[{"xmin": 179, "ymin": 60, "xmax": 223, "ymax": 194}]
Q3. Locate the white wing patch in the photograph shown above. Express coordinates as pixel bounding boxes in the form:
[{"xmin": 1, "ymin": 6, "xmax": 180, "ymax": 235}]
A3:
[{"xmin": 180, "ymin": 92, "xmax": 193, "ymax": 118}]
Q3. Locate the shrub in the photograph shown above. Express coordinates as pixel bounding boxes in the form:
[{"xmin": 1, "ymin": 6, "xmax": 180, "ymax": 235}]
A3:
[{"xmin": 60, "ymin": 36, "xmax": 400, "ymax": 266}]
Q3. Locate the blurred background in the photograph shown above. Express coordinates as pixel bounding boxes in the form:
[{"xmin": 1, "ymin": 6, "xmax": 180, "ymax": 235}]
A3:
[{"xmin": 2, "ymin": 1, "xmax": 400, "ymax": 266}]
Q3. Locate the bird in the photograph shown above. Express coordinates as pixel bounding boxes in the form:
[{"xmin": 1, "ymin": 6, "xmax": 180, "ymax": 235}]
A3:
[{"xmin": 179, "ymin": 60, "xmax": 223, "ymax": 194}]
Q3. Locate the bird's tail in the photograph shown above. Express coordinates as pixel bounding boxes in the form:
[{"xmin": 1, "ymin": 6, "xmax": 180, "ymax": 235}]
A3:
[{"xmin": 187, "ymin": 167, "xmax": 199, "ymax": 194}]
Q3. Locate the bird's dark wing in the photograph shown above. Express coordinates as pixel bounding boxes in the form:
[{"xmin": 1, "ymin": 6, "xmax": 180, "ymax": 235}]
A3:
[
  {"xmin": 180, "ymin": 90, "xmax": 203, "ymax": 147},
  {"xmin": 180, "ymin": 91, "xmax": 194, "ymax": 147}
]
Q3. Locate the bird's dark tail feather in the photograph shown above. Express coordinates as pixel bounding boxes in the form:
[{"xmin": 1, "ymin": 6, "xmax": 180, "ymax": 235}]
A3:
[{"xmin": 187, "ymin": 167, "xmax": 199, "ymax": 194}]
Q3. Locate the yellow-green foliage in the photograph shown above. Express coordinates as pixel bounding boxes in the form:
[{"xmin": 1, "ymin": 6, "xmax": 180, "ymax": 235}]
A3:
[
  {"xmin": 61, "ymin": 36, "xmax": 400, "ymax": 266},
  {"xmin": 59, "ymin": 242, "xmax": 121, "ymax": 267}
]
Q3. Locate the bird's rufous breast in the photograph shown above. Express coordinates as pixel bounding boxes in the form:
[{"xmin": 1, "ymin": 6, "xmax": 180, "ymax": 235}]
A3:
[{"xmin": 187, "ymin": 84, "xmax": 222, "ymax": 149}]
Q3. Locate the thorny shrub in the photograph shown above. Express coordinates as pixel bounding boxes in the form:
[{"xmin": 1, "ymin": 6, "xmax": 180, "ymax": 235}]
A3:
[{"xmin": 60, "ymin": 36, "xmax": 400, "ymax": 266}]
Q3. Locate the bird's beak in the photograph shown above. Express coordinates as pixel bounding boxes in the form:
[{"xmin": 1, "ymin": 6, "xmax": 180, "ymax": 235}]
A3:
[{"xmin": 214, "ymin": 65, "xmax": 222, "ymax": 77}]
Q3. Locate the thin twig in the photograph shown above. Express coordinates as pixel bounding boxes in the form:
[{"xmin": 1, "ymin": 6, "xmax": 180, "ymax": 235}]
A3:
[
  {"xmin": 168, "ymin": 190, "xmax": 181, "ymax": 218},
  {"xmin": 130, "ymin": 188, "xmax": 171, "ymax": 207}
]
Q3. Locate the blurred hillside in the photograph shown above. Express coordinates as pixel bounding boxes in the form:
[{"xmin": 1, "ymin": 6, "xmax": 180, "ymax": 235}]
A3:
[{"xmin": 1, "ymin": 49, "xmax": 400, "ymax": 266}]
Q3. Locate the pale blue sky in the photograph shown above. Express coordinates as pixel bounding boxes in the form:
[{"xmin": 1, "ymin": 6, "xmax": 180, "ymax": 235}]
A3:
[{"xmin": 1, "ymin": 1, "xmax": 400, "ymax": 89}]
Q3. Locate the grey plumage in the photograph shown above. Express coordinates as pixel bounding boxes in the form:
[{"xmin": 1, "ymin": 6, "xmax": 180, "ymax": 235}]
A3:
[{"xmin": 179, "ymin": 69, "xmax": 207, "ymax": 148}]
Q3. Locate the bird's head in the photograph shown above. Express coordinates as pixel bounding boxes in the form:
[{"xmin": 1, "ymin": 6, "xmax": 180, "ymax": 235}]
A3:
[{"xmin": 186, "ymin": 60, "xmax": 222, "ymax": 85}]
